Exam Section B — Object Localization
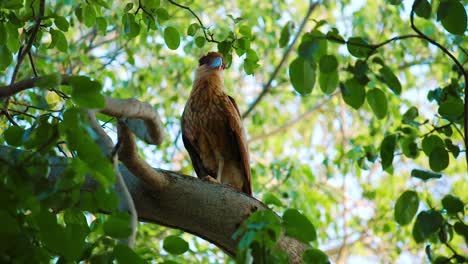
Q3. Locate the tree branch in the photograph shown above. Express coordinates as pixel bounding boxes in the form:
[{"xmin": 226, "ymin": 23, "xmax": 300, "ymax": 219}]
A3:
[
  {"xmin": 249, "ymin": 94, "xmax": 336, "ymax": 142},
  {"xmin": 0, "ymin": 75, "xmax": 71, "ymax": 98},
  {"xmin": 242, "ymin": 1, "xmax": 319, "ymax": 118},
  {"xmin": 167, "ymin": 0, "xmax": 220, "ymax": 44},
  {"xmin": 103, "ymin": 97, "xmax": 164, "ymax": 145},
  {"xmin": 87, "ymin": 110, "xmax": 138, "ymax": 248},
  {"xmin": 410, "ymin": 0, "xmax": 468, "ymax": 170},
  {"xmin": 0, "ymin": 145, "xmax": 310, "ymax": 263},
  {"xmin": 117, "ymin": 118, "xmax": 169, "ymax": 190}
]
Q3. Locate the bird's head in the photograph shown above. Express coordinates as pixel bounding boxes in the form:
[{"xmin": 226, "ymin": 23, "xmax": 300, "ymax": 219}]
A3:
[{"xmin": 198, "ymin": 52, "xmax": 226, "ymax": 71}]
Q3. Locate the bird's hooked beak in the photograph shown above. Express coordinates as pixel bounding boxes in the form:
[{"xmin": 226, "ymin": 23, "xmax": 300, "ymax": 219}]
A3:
[{"xmin": 209, "ymin": 57, "xmax": 224, "ymax": 70}]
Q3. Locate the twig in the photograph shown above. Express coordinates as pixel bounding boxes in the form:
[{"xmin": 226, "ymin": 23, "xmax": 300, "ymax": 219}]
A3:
[
  {"xmin": 10, "ymin": 0, "xmax": 45, "ymax": 85},
  {"xmin": 167, "ymin": 0, "xmax": 219, "ymax": 44},
  {"xmin": 2, "ymin": 0, "xmax": 45, "ymax": 125},
  {"xmin": 112, "ymin": 137, "xmax": 138, "ymax": 249},
  {"xmin": 249, "ymin": 94, "xmax": 336, "ymax": 142},
  {"xmin": 28, "ymin": 51, "xmax": 39, "ymax": 77},
  {"xmin": 410, "ymin": 0, "xmax": 468, "ymax": 170},
  {"xmin": 242, "ymin": 1, "xmax": 319, "ymax": 118}
]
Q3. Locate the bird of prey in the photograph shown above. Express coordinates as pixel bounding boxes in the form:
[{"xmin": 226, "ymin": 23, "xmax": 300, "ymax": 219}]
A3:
[{"xmin": 181, "ymin": 52, "xmax": 252, "ymax": 195}]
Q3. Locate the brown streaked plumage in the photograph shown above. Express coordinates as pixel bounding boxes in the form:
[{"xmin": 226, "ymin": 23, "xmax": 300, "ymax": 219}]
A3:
[{"xmin": 181, "ymin": 52, "xmax": 252, "ymax": 195}]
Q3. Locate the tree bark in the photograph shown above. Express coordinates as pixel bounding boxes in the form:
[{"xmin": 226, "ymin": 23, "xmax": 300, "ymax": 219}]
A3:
[{"xmin": 0, "ymin": 146, "xmax": 308, "ymax": 263}]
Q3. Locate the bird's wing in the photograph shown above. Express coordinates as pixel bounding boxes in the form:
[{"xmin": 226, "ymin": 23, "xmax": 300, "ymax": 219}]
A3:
[
  {"xmin": 227, "ymin": 95, "xmax": 252, "ymax": 195},
  {"xmin": 181, "ymin": 115, "xmax": 210, "ymax": 178}
]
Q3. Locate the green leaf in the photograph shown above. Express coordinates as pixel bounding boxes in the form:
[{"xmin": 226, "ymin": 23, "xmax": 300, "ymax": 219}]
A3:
[
  {"xmin": 347, "ymin": 37, "xmax": 372, "ymax": 58},
  {"xmin": 96, "ymin": 17, "xmax": 108, "ymax": 34},
  {"xmin": 388, "ymin": 0, "xmax": 402, "ymax": 5},
  {"xmin": 0, "ymin": 44, "xmax": 13, "ymax": 71},
  {"xmin": 380, "ymin": 134, "xmax": 397, "ymax": 170},
  {"xmin": 164, "ymin": 26, "xmax": 180, "ymax": 50},
  {"xmin": 124, "ymin": 2, "xmax": 134, "ymax": 12},
  {"xmin": 289, "ymin": 57, "xmax": 316, "ymax": 95},
  {"xmin": 36, "ymin": 73, "xmax": 62, "ymax": 89},
  {"xmin": 401, "ymin": 137, "xmax": 419, "ymax": 158},
  {"xmin": 0, "ymin": 210, "xmax": 19, "ymax": 235},
  {"xmin": 445, "ymin": 139, "xmax": 460, "ymax": 158},
  {"xmin": 412, "ymin": 210, "xmax": 444, "ymax": 243},
  {"xmin": 298, "ymin": 33, "xmax": 327, "ymax": 62},
  {"xmin": 68, "ymin": 76, "xmax": 105, "ymax": 108},
  {"xmin": 194, "ymin": 36, "xmax": 205, "ymax": 48},
  {"xmin": 122, "ymin": 13, "xmax": 140, "ymax": 39},
  {"xmin": 441, "ymin": 194, "xmax": 464, "ymax": 215},
  {"xmin": 319, "ymin": 55, "xmax": 338, "ymax": 73},
  {"xmin": 156, "ymin": 8, "xmax": 169, "ymax": 23},
  {"xmin": 394, "ymin": 190, "xmax": 419, "ymax": 226},
  {"xmin": 411, "ymin": 169, "xmax": 442, "ymax": 181},
  {"xmin": 402, "ymin": 106, "xmax": 419, "ymax": 124},
  {"xmin": 422, "ymin": 135, "xmax": 444, "ymax": 156},
  {"xmin": 103, "ymin": 213, "xmax": 132, "ymax": 239},
  {"xmin": 113, "ymin": 244, "xmax": 145, "ymax": 264},
  {"xmin": 429, "ymin": 147, "xmax": 449, "ymax": 172},
  {"xmin": 414, "ymin": 0, "xmax": 431, "ymax": 19},
  {"xmin": 163, "ymin": 235, "xmax": 189, "ymax": 255},
  {"xmin": 340, "ymin": 78, "xmax": 365, "ymax": 109},
  {"xmin": 218, "ymin": 40, "xmax": 232, "ymax": 56},
  {"xmin": 95, "ymin": 187, "xmax": 119, "ymax": 211},
  {"xmin": 0, "ymin": 0, "xmax": 23, "ymax": 9},
  {"xmin": 279, "ymin": 21, "xmax": 294, "ymax": 48},
  {"xmin": 54, "ymin": 16, "xmax": 69, "ymax": 32},
  {"xmin": 438, "ymin": 0, "xmax": 467, "ymax": 35},
  {"xmin": 454, "ymin": 221, "xmax": 468, "ymax": 243},
  {"xmin": 438, "ymin": 98, "xmax": 464, "ymax": 121},
  {"xmin": 319, "ymin": 71, "xmax": 338, "ymax": 94},
  {"xmin": 187, "ymin": 23, "xmax": 200, "ymax": 36},
  {"xmin": 75, "ymin": 6, "xmax": 84, "ymax": 23},
  {"xmin": 6, "ymin": 22, "xmax": 20, "ymax": 53},
  {"xmin": 83, "ymin": 4, "xmax": 96, "ymax": 28},
  {"xmin": 366, "ymin": 88, "xmax": 387, "ymax": 119},
  {"xmin": 239, "ymin": 25, "xmax": 252, "ymax": 38},
  {"xmin": 0, "ymin": 23, "xmax": 6, "ymax": 44},
  {"xmin": 379, "ymin": 65, "xmax": 402, "ymax": 95},
  {"xmin": 282, "ymin": 209, "xmax": 317, "ymax": 243},
  {"xmin": 50, "ymin": 29, "xmax": 68, "ymax": 52},
  {"xmin": 302, "ymin": 248, "xmax": 330, "ymax": 264},
  {"xmin": 4, "ymin": 126, "xmax": 25, "ymax": 146},
  {"xmin": 262, "ymin": 193, "xmax": 284, "ymax": 207}
]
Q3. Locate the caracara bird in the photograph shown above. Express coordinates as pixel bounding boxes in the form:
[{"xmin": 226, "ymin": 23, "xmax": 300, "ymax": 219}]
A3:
[{"xmin": 181, "ymin": 52, "xmax": 252, "ymax": 195}]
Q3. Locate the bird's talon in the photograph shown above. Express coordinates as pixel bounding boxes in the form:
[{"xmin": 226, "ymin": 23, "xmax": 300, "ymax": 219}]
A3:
[{"xmin": 202, "ymin": 175, "xmax": 220, "ymax": 184}]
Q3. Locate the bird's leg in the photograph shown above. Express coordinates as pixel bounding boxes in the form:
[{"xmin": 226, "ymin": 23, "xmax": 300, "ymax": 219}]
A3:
[{"xmin": 217, "ymin": 156, "xmax": 224, "ymax": 183}]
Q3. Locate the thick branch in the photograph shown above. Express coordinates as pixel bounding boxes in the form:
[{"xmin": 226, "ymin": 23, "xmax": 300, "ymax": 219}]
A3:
[
  {"xmin": 0, "ymin": 75, "xmax": 70, "ymax": 98},
  {"xmin": 117, "ymin": 119, "xmax": 169, "ymax": 190},
  {"xmin": 103, "ymin": 97, "xmax": 164, "ymax": 145},
  {"xmin": 0, "ymin": 146, "xmax": 309, "ymax": 263},
  {"xmin": 242, "ymin": 1, "xmax": 319, "ymax": 118}
]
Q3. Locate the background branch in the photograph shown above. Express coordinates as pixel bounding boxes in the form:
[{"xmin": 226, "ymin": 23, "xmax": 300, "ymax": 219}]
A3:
[{"xmin": 242, "ymin": 1, "xmax": 319, "ymax": 118}]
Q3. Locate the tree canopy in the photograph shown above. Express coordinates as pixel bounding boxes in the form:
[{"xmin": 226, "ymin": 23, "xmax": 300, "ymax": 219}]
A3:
[{"xmin": 0, "ymin": 0, "xmax": 467, "ymax": 263}]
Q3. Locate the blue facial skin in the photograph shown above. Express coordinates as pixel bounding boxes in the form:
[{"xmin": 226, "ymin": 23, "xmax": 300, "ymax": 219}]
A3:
[{"xmin": 209, "ymin": 57, "xmax": 223, "ymax": 68}]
